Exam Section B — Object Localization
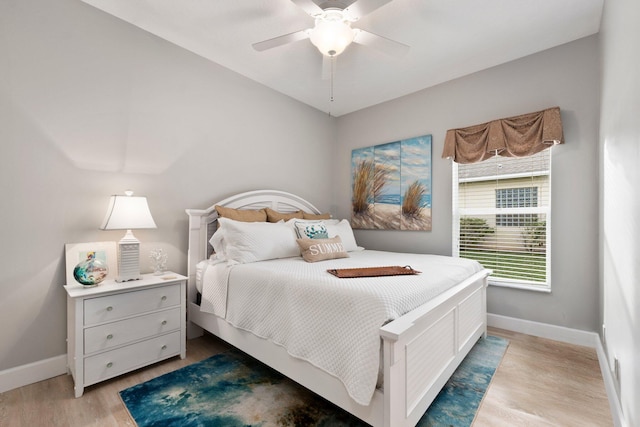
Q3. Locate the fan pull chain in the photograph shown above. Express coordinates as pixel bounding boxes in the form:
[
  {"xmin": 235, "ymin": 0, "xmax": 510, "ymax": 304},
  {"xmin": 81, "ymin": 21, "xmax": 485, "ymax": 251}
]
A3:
[{"xmin": 330, "ymin": 55, "xmax": 335, "ymax": 103}]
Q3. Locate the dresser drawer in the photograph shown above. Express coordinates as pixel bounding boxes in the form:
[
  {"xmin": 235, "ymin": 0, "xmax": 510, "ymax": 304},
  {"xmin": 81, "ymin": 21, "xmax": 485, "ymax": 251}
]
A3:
[
  {"xmin": 84, "ymin": 307, "xmax": 181, "ymax": 354},
  {"xmin": 84, "ymin": 331, "xmax": 181, "ymax": 386},
  {"xmin": 84, "ymin": 284, "xmax": 180, "ymax": 325}
]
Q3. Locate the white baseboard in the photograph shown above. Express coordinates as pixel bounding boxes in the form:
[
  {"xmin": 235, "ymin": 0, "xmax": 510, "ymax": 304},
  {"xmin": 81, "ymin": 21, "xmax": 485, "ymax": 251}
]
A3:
[
  {"xmin": 0, "ymin": 354, "xmax": 67, "ymax": 394},
  {"xmin": 488, "ymin": 313, "xmax": 599, "ymax": 347},
  {"xmin": 488, "ymin": 313, "xmax": 626, "ymax": 427},
  {"xmin": 595, "ymin": 338, "xmax": 627, "ymax": 427}
]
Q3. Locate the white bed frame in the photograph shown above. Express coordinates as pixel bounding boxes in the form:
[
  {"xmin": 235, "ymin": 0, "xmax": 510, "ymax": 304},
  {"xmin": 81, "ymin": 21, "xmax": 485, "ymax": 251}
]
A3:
[{"xmin": 186, "ymin": 189, "xmax": 490, "ymax": 427}]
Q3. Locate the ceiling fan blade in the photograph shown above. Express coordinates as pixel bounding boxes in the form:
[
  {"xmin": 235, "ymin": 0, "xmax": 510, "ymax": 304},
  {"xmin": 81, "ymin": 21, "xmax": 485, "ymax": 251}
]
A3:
[
  {"xmin": 345, "ymin": 0, "xmax": 393, "ymax": 19},
  {"xmin": 352, "ymin": 29, "xmax": 409, "ymax": 58},
  {"xmin": 291, "ymin": 0, "xmax": 323, "ymax": 16},
  {"xmin": 252, "ymin": 30, "xmax": 310, "ymax": 52}
]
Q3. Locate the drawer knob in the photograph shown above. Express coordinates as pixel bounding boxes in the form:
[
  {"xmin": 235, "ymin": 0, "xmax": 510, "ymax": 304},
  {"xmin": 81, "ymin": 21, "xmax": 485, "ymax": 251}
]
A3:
[
  {"xmin": 106, "ymin": 334, "xmax": 113, "ymax": 340},
  {"xmin": 106, "ymin": 362, "xmax": 113, "ymax": 368},
  {"xmin": 161, "ymin": 345, "xmax": 167, "ymax": 350},
  {"xmin": 161, "ymin": 296, "xmax": 167, "ymax": 301},
  {"xmin": 106, "ymin": 306, "xmax": 113, "ymax": 312},
  {"xmin": 161, "ymin": 320, "xmax": 167, "ymax": 326}
]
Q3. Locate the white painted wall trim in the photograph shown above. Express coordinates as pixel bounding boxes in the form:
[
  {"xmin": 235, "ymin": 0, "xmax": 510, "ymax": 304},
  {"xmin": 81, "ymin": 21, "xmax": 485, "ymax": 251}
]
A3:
[
  {"xmin": 596, "ymin": 339, "xmax": 627, "ymax": 427},
  {"xmin": 488, "ymin": 313, "xmax": 598, "ymax": 347},
  {"xmin": 489, "ymin": 313, "xmax": 626, "ymax": 427},
  {"xmin": 0, "ymin": 354, "xmax": 67, "ymax": 394}
]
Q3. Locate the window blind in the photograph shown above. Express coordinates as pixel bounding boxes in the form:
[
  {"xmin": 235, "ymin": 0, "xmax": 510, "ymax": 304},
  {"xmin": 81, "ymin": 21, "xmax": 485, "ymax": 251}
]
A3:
[{"xmin": 453, "ymin": 149, "xmax": 552, "ymax": 289}]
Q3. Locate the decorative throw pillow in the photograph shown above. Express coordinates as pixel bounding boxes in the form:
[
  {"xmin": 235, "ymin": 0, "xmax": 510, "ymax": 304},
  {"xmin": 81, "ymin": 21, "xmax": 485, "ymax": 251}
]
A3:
[
  {"xmin": 293, "ymin": 221, "xmax": 329, "ymax": 239},
  {"xmin": 265, "ymin": 208, "xmax": 304, "ymax": 223},
  {"xmin": 296, "ymin": 236, "xmax": 349, "ymax": 263},
  {"xmin": 215, "ymin": 205, "xmax": 267, "ymax": 222}
]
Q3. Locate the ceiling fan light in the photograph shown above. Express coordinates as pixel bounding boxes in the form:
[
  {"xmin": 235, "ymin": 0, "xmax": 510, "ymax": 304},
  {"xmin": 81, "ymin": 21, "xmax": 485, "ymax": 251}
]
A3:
[{"xmin": 309, "ymin": 19, "xmax": 355, "ymax": 56}]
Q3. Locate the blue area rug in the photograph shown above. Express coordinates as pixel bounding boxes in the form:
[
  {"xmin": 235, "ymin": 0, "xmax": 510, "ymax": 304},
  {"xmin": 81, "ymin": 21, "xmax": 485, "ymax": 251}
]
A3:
[{"xmin": 120, "ymin": 336, "xmax": 508, "ymax": 427}]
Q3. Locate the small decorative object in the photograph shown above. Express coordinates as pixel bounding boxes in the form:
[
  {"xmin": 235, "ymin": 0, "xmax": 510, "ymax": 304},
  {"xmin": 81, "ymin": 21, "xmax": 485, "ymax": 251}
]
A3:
[
  {"xmin": 73, "ymin": 251, "xmax": 109, "ymax": 286},
  {"xmin": 65, "ymin": 241, "xmax": 117, "ymax": 286},
  {"xmin": 149, "ymin": 248, "xmax": 168, "ymax": 275}
]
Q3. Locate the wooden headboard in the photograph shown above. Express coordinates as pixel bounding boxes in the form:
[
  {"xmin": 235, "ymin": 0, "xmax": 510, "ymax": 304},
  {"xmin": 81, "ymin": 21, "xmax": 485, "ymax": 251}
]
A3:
[{"xmin": 185, "ymin": 189, "xmax": 322, "ymax": 302}]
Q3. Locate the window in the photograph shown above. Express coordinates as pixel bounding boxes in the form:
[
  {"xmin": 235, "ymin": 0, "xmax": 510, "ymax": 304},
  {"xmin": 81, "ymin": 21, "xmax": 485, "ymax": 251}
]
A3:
[
  {"xmin": 495, "ymin": 187, "xmax": 538, "ymax": 227},
  {"xmin": 453, "ymin": 149, "xmax": 552, "ymax": 291}
]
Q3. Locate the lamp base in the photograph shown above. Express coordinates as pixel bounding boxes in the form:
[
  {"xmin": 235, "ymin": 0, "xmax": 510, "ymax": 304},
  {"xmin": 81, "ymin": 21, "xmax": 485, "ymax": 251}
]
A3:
[{"xmin": 116, "ymin": 230, "xmax": 142, "ymax": 282}]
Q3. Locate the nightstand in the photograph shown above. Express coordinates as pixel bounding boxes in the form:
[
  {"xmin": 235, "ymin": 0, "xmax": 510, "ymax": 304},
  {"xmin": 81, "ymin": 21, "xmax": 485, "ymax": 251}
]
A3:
[{"xmin": 64, "ymin": 272, "xmax": 187, "ymax": 398}]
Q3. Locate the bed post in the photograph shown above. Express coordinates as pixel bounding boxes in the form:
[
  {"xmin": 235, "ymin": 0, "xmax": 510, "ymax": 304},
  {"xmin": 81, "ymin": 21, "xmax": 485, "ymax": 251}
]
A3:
[
  {"xmin": 185, "ymin": 208, "xmax": 209, "ymax": 339},
  {"xmin": 481, "ymin": 273, "xmax": 489, "ymax": 338},
  {"xmin": 382, "ymin": 336, "xmax": 404, "ymax": 427}
]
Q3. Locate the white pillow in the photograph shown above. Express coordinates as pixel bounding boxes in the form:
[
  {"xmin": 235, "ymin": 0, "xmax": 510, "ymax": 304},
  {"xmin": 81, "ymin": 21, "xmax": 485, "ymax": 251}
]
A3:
[
  {"xmin": 325, "ymin": 219, "xmax": 363, "ymax": 252},
  {"xmin": 209, "ymin": 219, "xmax": 287, "ymax": 260},
  {"xmin": 209, "ymin": 226, "xmax": 227, "ymax": 258},
  {"xmin": 217, "ymin": 217, "xmax": 300, "ymax": 264}
]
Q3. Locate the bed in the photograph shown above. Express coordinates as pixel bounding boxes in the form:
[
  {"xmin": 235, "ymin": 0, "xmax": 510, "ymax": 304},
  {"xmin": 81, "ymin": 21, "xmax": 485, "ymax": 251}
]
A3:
[{"xmin": 186, "ymin": 189, "xmax": 491, "ymax": 427}]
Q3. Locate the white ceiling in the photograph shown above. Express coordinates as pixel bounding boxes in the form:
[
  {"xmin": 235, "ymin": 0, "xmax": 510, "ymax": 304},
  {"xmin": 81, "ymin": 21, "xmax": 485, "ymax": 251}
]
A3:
[{"xmin": 81, "ymin": 0, "xmax": 604, "ymax": 117}]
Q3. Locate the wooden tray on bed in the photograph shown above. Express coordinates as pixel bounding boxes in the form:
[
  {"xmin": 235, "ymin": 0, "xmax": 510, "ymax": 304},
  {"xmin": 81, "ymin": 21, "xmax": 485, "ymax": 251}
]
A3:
[{"xmin": 327, "ymin": 265, "xmax": 421, "ymax": 278}]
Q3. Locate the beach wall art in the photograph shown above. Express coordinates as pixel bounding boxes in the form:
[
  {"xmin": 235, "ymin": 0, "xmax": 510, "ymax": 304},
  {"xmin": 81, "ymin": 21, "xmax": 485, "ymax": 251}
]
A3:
[{"xmin": 351, "ymin": 134, "xmax": 432, "ymax": 231}]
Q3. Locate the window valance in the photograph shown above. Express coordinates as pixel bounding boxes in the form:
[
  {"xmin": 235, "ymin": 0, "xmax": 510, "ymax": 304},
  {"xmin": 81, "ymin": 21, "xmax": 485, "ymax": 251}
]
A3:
[{"xmin": 442, "ymin": 107, "xmax": 564, "ymax": 164}]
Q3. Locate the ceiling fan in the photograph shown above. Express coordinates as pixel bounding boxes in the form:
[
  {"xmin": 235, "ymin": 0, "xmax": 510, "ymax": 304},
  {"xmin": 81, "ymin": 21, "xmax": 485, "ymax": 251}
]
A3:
[{"xmin": 252, "ymin": 0, "xmax": 409, "ymax": 59}]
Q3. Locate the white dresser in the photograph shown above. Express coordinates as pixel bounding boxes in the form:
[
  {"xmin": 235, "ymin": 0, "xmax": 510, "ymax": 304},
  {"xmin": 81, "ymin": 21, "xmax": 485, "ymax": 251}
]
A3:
[{"xmin": 64, "ymin": 272, "xmax": 187, "ymax": 397}]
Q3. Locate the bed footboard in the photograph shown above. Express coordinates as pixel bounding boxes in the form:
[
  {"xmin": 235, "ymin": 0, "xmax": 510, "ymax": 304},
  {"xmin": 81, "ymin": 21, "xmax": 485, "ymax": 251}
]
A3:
[
  {"xmin": 187, "ymin": 269, "xmax": 488, "ymax": 427},
  {"xmin": 380, "ymin": 269, "xmax": 489, "ymax": 427}
]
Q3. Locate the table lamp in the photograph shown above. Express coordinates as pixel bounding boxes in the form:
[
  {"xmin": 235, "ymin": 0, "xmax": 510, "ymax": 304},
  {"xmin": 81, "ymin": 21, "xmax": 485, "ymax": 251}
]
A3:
[{"xmin": 100, "ymin": 190, "xmax": 157, "ymax": 282}]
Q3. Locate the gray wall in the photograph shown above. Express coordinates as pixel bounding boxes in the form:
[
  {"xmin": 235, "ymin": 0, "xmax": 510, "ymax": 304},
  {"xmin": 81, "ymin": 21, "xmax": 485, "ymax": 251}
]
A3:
[
  {"xmin": 599, "ymin": 0, "xmax": 640, "ymax": 424},
  {"xmin": 0, "ymin": 0, "xmax": 335, "ymax": 372},
  {"xmin": 334, "ymin": 36, "xmax": 601, "ymax": 332}
]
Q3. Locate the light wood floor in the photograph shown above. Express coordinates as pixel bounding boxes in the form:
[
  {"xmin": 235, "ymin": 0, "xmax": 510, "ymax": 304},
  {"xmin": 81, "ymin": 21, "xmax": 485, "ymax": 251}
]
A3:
[
  {"xmin": 0, "ymin": 327, "xmax": 612, "ymax": 427},
  {"xmin": 474, "ymin": 328, "xmax": 612, "ymax": 427}
]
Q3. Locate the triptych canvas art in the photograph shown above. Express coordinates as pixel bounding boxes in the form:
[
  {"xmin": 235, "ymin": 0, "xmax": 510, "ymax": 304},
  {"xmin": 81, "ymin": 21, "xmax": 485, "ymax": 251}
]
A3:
[{"xmin": 351, "ymin": 134, "xmax": 432, "ymax": 231}]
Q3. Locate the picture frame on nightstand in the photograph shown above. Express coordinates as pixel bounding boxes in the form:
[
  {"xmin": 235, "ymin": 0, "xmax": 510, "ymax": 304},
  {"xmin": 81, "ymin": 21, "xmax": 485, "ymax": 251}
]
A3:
[{"xmin": 65, "ymin": 241, "xmax": 118, "ymax": 285}]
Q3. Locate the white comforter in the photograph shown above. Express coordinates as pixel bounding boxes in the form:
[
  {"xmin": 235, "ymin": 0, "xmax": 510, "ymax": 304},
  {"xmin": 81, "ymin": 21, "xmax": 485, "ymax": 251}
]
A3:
[{"xmin": 199, "ymin": 250, "xmax": 483, "ymax": 405}]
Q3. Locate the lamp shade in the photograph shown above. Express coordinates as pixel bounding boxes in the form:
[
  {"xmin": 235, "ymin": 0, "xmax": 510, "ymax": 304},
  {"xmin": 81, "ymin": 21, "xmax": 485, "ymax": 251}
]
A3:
[{"xmin": 100, "ymin": 195, "xmax": 157, "ymax": 230}]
